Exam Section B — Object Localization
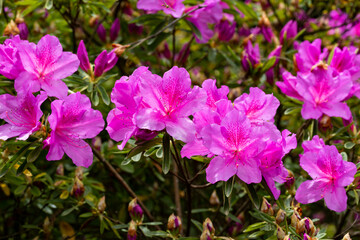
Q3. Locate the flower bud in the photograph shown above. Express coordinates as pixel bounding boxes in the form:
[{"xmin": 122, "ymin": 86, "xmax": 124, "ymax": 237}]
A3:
[
  {"xmin": 283, "ymin": 235, "xmax": 291, "ymax": 240},
  {"xmin": 43, "ymin": 216, "xmax": 51, "ymax": 234},
  {"xmin": 277, "ymin": 225, "xmax": 285, "ymax": 240},
  {"xmin": 70, "ymin": 176, "xmax": 84, "ymax": 198},
  {"xmin": 342, "ymin": 233, "xmax": 352, "ymax": 240},
  {"xmin": 110, "ymin": 18, "xmax": 120, "ymax": 42},
  {"xmin": 97, "ymin": 196, "xmax": 106, "ymax": 213},
  {"xmin": 128, "ymin": 198, "xmax": 144, "ymax": 223},
  {"xmin": 203, "ymin": 218, "xmax": 215, "ymax": 235},
  {"xmin": 261, "ymin": 198, "xmax": 274, "ymax": 215},
  {"xmin": 297, "ymin": 217, "xmax": 315, "ymax": 236},
  {"xmin": 168, "ymin": 213, "xmax": 182, "ymax": 237},
  {"xmin": 276, "ymin": 209, "xmax": 286, "ymax": 224},
  {"xmin": 75, "ymin": 166, "xmax": 84, "ymax": 180},
  {"xmin": 112, "ymin": 43, "xmax": 130, "ymax": 57},
  {"xmin": 18, "ymin": 22, "xmax": 29, "ymax": 40},
  {"xmin": 3, "ymin": 20, "xmax": 20, "ymax": 37},
  {"xmin": 200, "ymin": 229, "xmax": 213, "ymax": 240},
  {"xmin": 127, "ymin": 220, "xmax": 137, "ymax": 240},
  {"xmin": 285, "ymin": 170, "xmax": 295, "ymax": 189},
  {"xmin": 97, "ymin": 23, "xmax": 107, "ymax": 42},
  {"xmin": 209, "ymin": 190, "xmax": 220, "ymax": 206},
  {"xmin": 56, "ymin": 164, "xmax": 64, "ymax": 176},
  {"xmin": 92, "ymin": 136, "xmax": 102, "ymax": 151},
  {"xmin": 89, "ymin": 15, "xmax": 100, "ymax": 27},
  {"xmin": 319, "ymin": 115, "xmax": 332, "ymax": 133},
  {"xmin": 291, "ymin": 207, "xmax": 302, "ymax": 227}
]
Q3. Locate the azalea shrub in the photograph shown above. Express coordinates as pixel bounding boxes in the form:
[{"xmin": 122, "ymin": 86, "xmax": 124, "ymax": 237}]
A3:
[{"xmin": 2, "ymin": 0, "xmax": 360, "ymax": 240}]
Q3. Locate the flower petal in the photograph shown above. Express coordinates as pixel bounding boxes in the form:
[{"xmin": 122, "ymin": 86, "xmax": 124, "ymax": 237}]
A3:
[
  {"xmin": 206, "ymin": 156, "xmax": 237, "ymax": 183},
  {"xmin": 324, "ymin": 186, "xmax": 347, "ymax": 212}
]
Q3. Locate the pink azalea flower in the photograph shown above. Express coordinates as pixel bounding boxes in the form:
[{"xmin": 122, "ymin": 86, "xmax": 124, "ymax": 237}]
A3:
[
  {"xmin": 136, "ymin": 66, "xmax": 206, "ymax": 142},
  {"xmin": 106, "ymin": 67, "xmax": 157, "ymax": 150},
  {"xmin": 137, "ymin": 0, "xmax": 185, "ymax": 18},
  {"xmin": 44, "ymin": 93, "xmax": 104, "ymax": 167},
  {"xmin": 277, "ymin": 70, "xmax": 304, "ymax": 101},
  {"xmin": 280, "ymin": 20, "xmax": 297, "ymax": 44},
  {"xmin": 0, "ymin": 91, "xmax": 47, "ymax": 140},
  {"xmin": 328, "ymin": 9, "xmax": 348, "ymax": 35},
  {"xmin": 202, "ymin": 109, "xmax": 265, "ymax": 184},
  {"xmin": 0, "ymin": 35, "xmax": 32, "ymax": 79},
  {"xmin": 234, "ymin": 87, "xmax": 280, "ymax": 139},
  {"xmin": 295, "ymin": 39, "xmax": 328, "ymax": 73},
  {"xmin": 16, "ymin": 35, "xmax": 80, "ymax": 99},
  {"xmin": 215, "ymin": 18, "xmax": 236, "ymax": 42},
  {"xmin": 260, "ymin": 129, "xmax": 296, "ymax": 199},
  {"xmin": 295, "ymin": 139, "xmax": 356, "ymax": 212},
  {"xmin": 297, "ymin": 66, "xmax": 352, "ymax": 120},
  {"xmin": 77, "ymin": 40, "xmax": 91, "ymax": 73},
  {"xmin": 302, "ymin": 135, "xmax": 325, "ymax": 153},
  {"xmin": 241, "ymin": 41, "xmax": 260, "ymax": 72}
]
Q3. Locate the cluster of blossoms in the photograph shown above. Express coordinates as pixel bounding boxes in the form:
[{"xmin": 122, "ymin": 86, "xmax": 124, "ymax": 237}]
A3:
[
  {"xmin": 277, "ymin": 38, "xmax": 360, "ymax": 120},
  {"xmin": 0, "ymin": 35, "xmax": 106, "ymax": 167},
  {"xmin": 106, "ymin": 65, "xmax": 297, "ymax": 200}
]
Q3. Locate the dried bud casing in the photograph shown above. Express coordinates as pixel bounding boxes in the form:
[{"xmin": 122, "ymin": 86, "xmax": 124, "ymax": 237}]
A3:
[
  {"xmin": 203, "ymin": 218, "xmax": 215, "ymax": 235},
  {"xmin": 276, "ymin": 209, "xmax": 286, "ymax": 224},
  {"xmin": 209, "ymin": 190, "xmax": 220, "ymax": 206},
  {"xmin": 70, "ymin": 176, "xmax": 84, "ymax": 198},
  {"xmin": 127, "ymin": 220, "xmax": 137, "ymax": 240},
  {"xmin": 56, "ymin": 164, "xmax": 64, "ymax": 176},
  {"xmin": 342, "ymin": 233, "xmax": 352, "ymax": 240},
  {"xmin": 3, "ymin": 20, "xmax": 20, "ymax": 36},
  {"xmin": 290, "ymin": 207, "xmax": 302, "ymax": 227},
  {"xmin": 128, "ymin": 198, "xmax": 144, "ymax": 223},
  {"xmin": 200, "ymin": 229, "xmax": 213, "ymax": 240},
  {"xmin": 75, "ymin": 166, "xmax": 84, "ymax": 180},
  {"xmin": 283, "ymin": 235, "xmax": 291, "ymax": 240},
  {"xmin": 112, "ymin": 43, "xmax": 130, "ymax": 57},
  {"xmin": 261, "ymin": 198, "xmax": 274, "ymax": 215},
  {"xmin": 89, "ymin": 15, "xmax": 100, "ymax": 27},
  {"xmin": 277, "ymin": 225, "xmax": 285, "ymax": 240},
  {"xmin": 97, "ymin": 196, "xmax": 106, "ymax": 213},
  {"xmin": 167, "ymin": 213, "xmax": 182, "ymax": 237},
  {"xmin": 296, "ymin": 217, "xmax": 315, "ymax": 236}
]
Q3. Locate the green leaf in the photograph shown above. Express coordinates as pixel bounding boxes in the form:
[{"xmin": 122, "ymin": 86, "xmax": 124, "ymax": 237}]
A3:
[
  {"xmin": 224, "ymin": 176, "xmax": 235, "ymax": 198},
  {"xmin": 14, "ymin": 185, "xmax": 27, "ymax": 195},
  {"xmin": 354, "ymin": 190, "xmax": 359, "ymax": 205},
  {"xmin": 249, "ymin": 230, "xmax": 266, "ymax": 238},
  {"xmin": 233, "ymin": 1, "xmax": 258, "ymax": 20},
  {"xmin": 284, "ymin": 107, "xmax": 301, "ymax": 115},
  {"xmin": 30, "ymin": 186, "xmax": 41, "ymax": 197},
  {"xmin": 341, "ymin": 152, "xmax": 348, "ymax": 161},
  {"xmin": 79, "ymin": 212, "xmax": 93, "ymax": 218},
  {"xmin": 104, "ymin": 217, "xmax": 121, "ymax": 239},
  {"xmin": 0, "ymin": 0, "xmax": 3, "ymax": 14},
  {"xmin": 162, "ymin": 133, "xmax": 171, "ymax": 174},
  {"xmin": 327, "ymin": 44, "xmax": 338, "ymax": 65},
  {"xmin": 27, "ymin": 145, "xmax": 43, "ymax": 163},
  {"xmin": 244, "ymin": 184, "xmax": 260, "ymax": 208},
  {"xmin": 92, "ymin": 90, "xmax": 99, "ymax": 106},
  {"xmin": 0, "ymin": 142, "xmax": 33, "ymax": 178},
  {"xmin": 191, "ymin": 219, "xmax": 203, "ymax": 232},
  {"xmin": 261, "ymin": 57, "xmax": 276, "ymax": 73},
  {"xmin": 244, "ymin": 222, "xmax": 267, "ymax": 232},
  {"xmin": 97, "ymin": 85, "xmax": 110, "ymax": 105},
  {"xmin": 344, "ymin": 142, "xmax": 355, "ymax": 149},
  {"xmin": 139, "ymin": 226, "xmax": 168, "ymax": 237},
  {"xmin": 45, "ymin": 0, "xmax": 53, "ymax": 9},
  {"xmin": 61, "ymin": 206, "xmax": 78, "ymax": 217}
]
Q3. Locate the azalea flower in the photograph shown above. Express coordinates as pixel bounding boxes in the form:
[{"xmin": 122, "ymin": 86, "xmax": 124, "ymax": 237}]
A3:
[
  {"xmin": 77, "ymin": 40, "xmax": 118, "ymax": 77},
  {"xmin": 280, "ymin": 20, "xmax": 297, "ymax": 44},
  {"xmin": 0, "ymin": 91, "xmax": 47, "ymax": 140},
  {"xmin": 295, "ymin": 137, "xmax": 356, "ymax": 212},
  {"xmin": 136, "ymin": 66, "xmax": 206, "ymax": 142},
  {"xmin": 202, "ymin": 109, "xmax": 265, "ymax": 184},
  {"xmin": 44, "ymin": 92, "xmax": 104, "ymax": 167},
  {"xmin": 137, "ymin": 0, "xmax": 185, "ymax": 18},
  {"xmin": 265, "ymin": 45, "xmax": 282, "ymax": 84},
  {"xmin": 15, "ymin": 34, "xmax": 80, "ymax": 99},
  {"xmin": 294, "ymin": 39, "xmax": 328, "ymax": 73}
]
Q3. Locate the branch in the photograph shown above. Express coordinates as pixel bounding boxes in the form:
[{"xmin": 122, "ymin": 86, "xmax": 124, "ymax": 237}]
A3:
[
  {"xmin": 91, "ymin": 146, "xmax": 158, "ymax": 225},
  {"xmin": 127, "ymin": 6, "xmax": 203, "ymax": 50}
]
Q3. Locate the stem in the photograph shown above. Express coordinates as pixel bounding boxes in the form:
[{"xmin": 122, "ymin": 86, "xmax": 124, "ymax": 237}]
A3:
[
  {"xmin": 91, "ymin": 146, "xmax": 159, "ymax": 227},
  {"xmin": 171, "ymin": 26, "xmax": 176, "ymax": 66},
  {"xmin": 173, "ymin": 163, "xmax": 183, "ymax": 234},
  {"xmin": 185, "ymin": 184, "xmax": 192, "ymax": 236}
]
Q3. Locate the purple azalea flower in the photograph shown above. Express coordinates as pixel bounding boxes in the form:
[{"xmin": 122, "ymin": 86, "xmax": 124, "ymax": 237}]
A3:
[
  {"xmin": 77, "ymin": 40, "xmax": 91, "ymax": 73},
  {"xmin": 241, "ymin": 41, "xmax": 260, "ymax": 72},
  {"xmin": 136, "ymin": 66, "xmax": 206, "ymax": 142},
  {"xmin": 0, "ymin": 91, "xmax": 47, "ymax": 140},
  {"xmin": 110, "ymin": 18, "xmax": 121, "ymax": 42},
  {"xmin": 259, "ymin": 13, "xmax": 273, "ymax": 42},
  {"xmin": 202, "ymin": 109, "xmax": 265, "ymax": 184},
  {"xmin": 328, "ymin": 9, "xmax": 348, "ymax": 35},
  {"xmin": 94, "ymin": 50, "xmax": 118, "ymax": 77},
  {"xmin": 137, "ymin": 0, "xmax": 185, "ymax": 18},
  {"xmin": 280, "ymin": 20, "xmax": 297, "ymax": 44},
  {"xmin": 18, "ymin": 22, "xmax": 29, "ymax": 40},
  {"xmin": 186, "ymin": 0, "xmax": 223, "ymax": 43},
  {"xmin": 297, "ymin": 66, "xmax": 352, "ymax": 120},
  {"xmin": 0, "ymin": 35, "xmax": 31, "ymax": 79},
  {"xmin": 295, "ymin": 138, "xmax": 356, "ymax": 212},
  {"xmin": 15, "ymin": 35, "xmax": 80, "ymax": 99},
  {"xmin": 97, "ymin": 23, "xmax": 107, "ymax": 42},
  {"xmin": 215, "ymin": 17, "xmax": 236, "ymax": 42},
  {"xmin": 44, "ymin": 93, "xmax": 104, "ymax": 167}
]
